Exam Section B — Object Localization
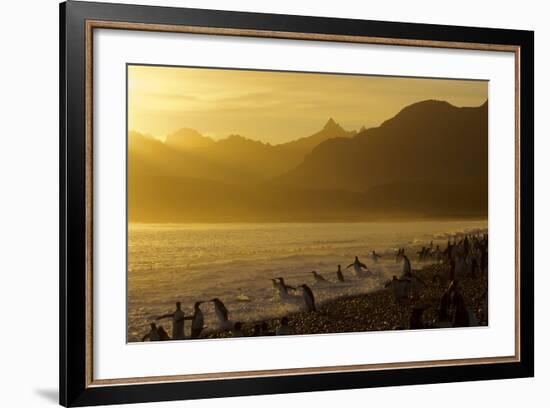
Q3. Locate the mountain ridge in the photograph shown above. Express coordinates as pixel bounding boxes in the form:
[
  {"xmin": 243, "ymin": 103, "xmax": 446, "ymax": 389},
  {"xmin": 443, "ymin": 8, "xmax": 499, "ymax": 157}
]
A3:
[
  {"xmin": 128, "ymin": 99, "xmax": 488, "ymax": 222},
  {"xmin": 276, "ymin": 99, "xmax": 488, "ymax": 192}
]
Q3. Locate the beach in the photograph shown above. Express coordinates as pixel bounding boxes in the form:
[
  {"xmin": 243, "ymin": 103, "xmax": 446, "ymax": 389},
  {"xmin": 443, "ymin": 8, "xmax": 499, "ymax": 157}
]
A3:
[
  {"xmin": 128, "ymin": 220, "xmax": 488, "ymax": 341},
  {"xmin": 203, "ymin": 261, "xmax": 488, "ymax": 339}
]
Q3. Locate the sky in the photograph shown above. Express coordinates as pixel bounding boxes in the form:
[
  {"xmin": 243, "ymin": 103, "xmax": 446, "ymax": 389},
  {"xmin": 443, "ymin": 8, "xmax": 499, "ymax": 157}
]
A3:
[{"xmin": 128, "ymin": 64, "xmax": 488, "ymax": 145}]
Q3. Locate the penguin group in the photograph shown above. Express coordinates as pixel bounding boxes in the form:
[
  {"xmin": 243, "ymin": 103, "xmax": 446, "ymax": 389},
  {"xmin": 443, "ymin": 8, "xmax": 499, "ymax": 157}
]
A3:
[
  {"xmin": 383, "ymin": 232, "xmax": 488, "ymax": 330},
  {"xmin": 144, "ymin": 298, "xmax": 240, "ymax": 341},
  {"xmin": 271, "ymin": 254, "xmax": 379, "ymax": 315},
  {"xmin": 140, "ymin": 231, "xmax": 487, "ymax": 341}
]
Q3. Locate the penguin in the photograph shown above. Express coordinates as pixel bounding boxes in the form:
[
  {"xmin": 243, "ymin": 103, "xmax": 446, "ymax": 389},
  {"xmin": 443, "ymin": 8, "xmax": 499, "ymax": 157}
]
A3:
[
  {"xmin": 311, "ymin": 270, "xmax": 327, "ymax": 283},
  {"xmin": 260, "ymin": 322, "xmax": 275, "ymax": 336},
  {"xmin": 155, "ymin": 301, "xmax": 186, "ymax": 340},
  {"xmin": 231, "ymin": 322, "xmax": 244, "ymax": 337},
  {"xmin": 299, "ymin": 284, "xmax": 317, "ymax": 312},
  {"xmin": 448, "ymin": 258, "xmax": 456, "ymax": 282},
  {"xmin": 434, "ymin": 245, "xmax": 442, "ymax": 263},
  {"xmin": 157, "ymin": 325, "xmax": 171, "ymax": 341},
  {"xmin": 271, "ymin": 278, "xmax": 283, "ymax": 294},
  {"xmin": 409, "ymin": 307, "xmax": 427, "ymax": 330},
  {"xmin": 463, "ymin": 236, "xmax": 470, "ymax": 256},
  {"xmin": 395, "ymin": 248, "xmax": 405, "ymax": 263},
  {"xmin": 451, "ymin": 290, "xmax": 470, "ymax": 327},
  {"xmin": 190, "ymin": 301, "xmax": 205, "ymax": 339},
  {"xmin": 346, "ymin": 256, "xmax": 369, "ymax": 277},
  {"xmin": 336, "ymin": 265, "xmax": 345, "ymax": 282},
  {"xmin": 371, "ymin": 250, "xmax": 382, "ymax": 263},
  {"xmin": 402, "ymin": 255, "xmax": 412, "ymax": 278},
  {"xmin": 469, "ymin": 257, "xmax": 479, "ymax": 278},
  {"xmin": 142, "ymin": 322, "xmax": 160, "ymax": 342},
  {"xmin": 210, "ymin": 298, "xmax": 232, "ymax": 330},
  {"xmin": 252, "ymin": 324, "xmax": 262, "ymax": 336},
  {"xmin": 408, "ymin": 274, "xmax": 427, "ymax": 298},
  {"xmin": 443, "ymin": 240, "xmax": 454, "ymax": 261},
  {"xmin": 434, "ymin": 281, "xmax": 456, "ymax": 328},
  {"xmin": 418, "ymin": 246, "xmax": 432, "ymax": 261},
  {"xmin": 478, "ymin": 289, "xmax": 488, "ymax": 324},
  {"xmin": 384, "ymin": 275, "xmax": 409, "ymax": 301},
  {"xmin": 276, "ymin": 317, "xmax": 292, "ymax": 335},
  {"xmin": 454, "ymin": 255, "xmax": 466, "ymax": 280},
  {"xmin": 417, "ymin": 247, "xmax": 425, "ymax": 261},
  {"xmin": 271, "ymin": 278, "xmax": 295, "ymax": 299},
  {"xmin": 277, "ymin": 277, "xmax": 296, "ymax": 294},
  {"xmin": 400, "ymin": 256, "xmax": 426, "ymax": 297}
]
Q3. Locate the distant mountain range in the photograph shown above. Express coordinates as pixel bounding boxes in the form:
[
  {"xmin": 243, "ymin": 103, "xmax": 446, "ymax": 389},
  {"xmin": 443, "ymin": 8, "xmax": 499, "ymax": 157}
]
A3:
[{"xmin": 128, "ymin": 100, "xmax": 488, "ymax": 222}]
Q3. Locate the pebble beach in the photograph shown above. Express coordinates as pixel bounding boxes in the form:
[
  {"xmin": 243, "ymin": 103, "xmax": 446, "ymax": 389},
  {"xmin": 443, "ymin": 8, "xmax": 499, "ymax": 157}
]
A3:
[{"xmin": 204, "ymin": 260, "xmax": 488, "ymax": 339}]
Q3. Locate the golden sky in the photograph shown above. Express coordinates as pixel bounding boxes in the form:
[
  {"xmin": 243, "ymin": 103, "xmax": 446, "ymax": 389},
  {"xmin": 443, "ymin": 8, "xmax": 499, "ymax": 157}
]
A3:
[{"xmin": 128, "ymin": 64, "xmax": 487, "ymax": 144}]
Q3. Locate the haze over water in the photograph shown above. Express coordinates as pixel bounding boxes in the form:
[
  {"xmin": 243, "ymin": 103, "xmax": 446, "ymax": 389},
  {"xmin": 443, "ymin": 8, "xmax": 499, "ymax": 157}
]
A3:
[{"xmin": 127, "ymin": 220, "xmax": 487, "ymax": 342}]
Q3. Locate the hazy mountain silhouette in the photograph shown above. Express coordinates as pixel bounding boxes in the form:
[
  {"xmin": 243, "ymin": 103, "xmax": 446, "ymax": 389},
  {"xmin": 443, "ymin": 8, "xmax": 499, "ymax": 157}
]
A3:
[
  {"xmin": 130, "ymin": 118, "xmax": 355, "ymax": 184},
  {"xmin": 280, "ymin": 118, "xmax": 357, "ymax": 153},
  {"xmin": 165, "ymin": 128, "xmax": 215, "ymax": 151},
  {"xmin": 129, "ymin": 131, "xmax": 252, "ymax": 185},
  {"xmin": 276, "ymin": 100, "xmax": 488, "ymax": 192},
  {"xmin": 128, "ymin": 100, "xmax": 488, "ymax": 222}
]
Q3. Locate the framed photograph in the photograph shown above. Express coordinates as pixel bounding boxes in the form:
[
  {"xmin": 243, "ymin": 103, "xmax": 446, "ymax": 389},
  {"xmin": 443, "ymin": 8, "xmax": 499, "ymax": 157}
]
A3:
[{"xmin": 60, "ymin": 1, "xmax": 534, "ymax": 406}]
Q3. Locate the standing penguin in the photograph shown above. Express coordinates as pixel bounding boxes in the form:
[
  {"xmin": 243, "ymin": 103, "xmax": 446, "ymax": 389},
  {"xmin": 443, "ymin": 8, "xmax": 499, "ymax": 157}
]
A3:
[
  {"xmin": 210, "ymin": 297, "xmax": 232, "ymax": 330},
  {"xmin": 155, "ymin": 301, "xmax": 186, "ymax": 340},
  {"xmin": 142, "ymin": 322, "xmax": 161, "ymax": 342},
  {"xmin": 409, "ymin": 307, "xmax": 427, "ymax": 330},
  {"xmin": 385, "ymin": 275, "xmax": 409, "ymax": 302},
  {"xmin": 271, "ymin": 277, "xmax": 296, "ymax": 299},
  {"xmin": 395, "ymin": 248, "xmax": 405, "ymax": 263},
  {"xmin": 190, "ymin": 301, "xmax": 205, "ymax": 339},
  {"xmin": 299, "ymin": 284, "xmax": 316, "ymax": 312},
  {"xmin": 231, "ymin": 322, "xmax": 244, "ymax": 337},
  {"xmin": 336, "ymin": 265, "xmax": 345, "ymax": 282},
  {"xmin": 311, "ymin": 270, "xmax": 327, "ymax": 283},
  {"xmin": 402, "ymin": 255, "xmax": 412, "ymax": 278},
  {"xmin": 276, "ymin": 317, "xmax": 293, "ymax": 335},
  {"xmin": 277, "ymin": 277, "xmax": 296, "ymax": 293},
  {"xmin": 157, "ymin": 325, "xmax": 171, "ymax": 341},
  {"xmin": 451, "ymin": 290, "xmax": 470, "ymax": 327}
]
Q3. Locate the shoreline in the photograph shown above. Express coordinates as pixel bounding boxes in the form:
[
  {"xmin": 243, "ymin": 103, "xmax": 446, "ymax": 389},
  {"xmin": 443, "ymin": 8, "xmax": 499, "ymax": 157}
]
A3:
[
  {"xmin": 202, "ymin": 261, "xmax": 488, "ymax": 339},
  {"xmin": 131, "ymin": 229, "xmax": 489, "ymax": 342}
]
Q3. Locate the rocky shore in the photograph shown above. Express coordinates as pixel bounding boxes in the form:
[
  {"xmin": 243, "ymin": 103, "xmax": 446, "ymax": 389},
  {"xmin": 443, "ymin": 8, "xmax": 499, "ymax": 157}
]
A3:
[{"xmin": 205, "ymin": 261, "xmax": 488, "ymax": 339}]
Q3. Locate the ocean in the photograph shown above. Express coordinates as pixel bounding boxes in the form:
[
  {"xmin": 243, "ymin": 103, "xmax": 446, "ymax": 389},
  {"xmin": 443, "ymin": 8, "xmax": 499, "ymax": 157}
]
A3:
[{"xmin": 127, "ymin": 220, "xmax": 487, "ymax": 341}]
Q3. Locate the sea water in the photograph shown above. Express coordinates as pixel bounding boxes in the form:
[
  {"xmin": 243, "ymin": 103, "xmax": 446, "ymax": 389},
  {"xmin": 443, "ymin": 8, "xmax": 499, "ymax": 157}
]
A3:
[{"xmin": 127, "ymin": 220, "xmax": 487, "ymax": 341}]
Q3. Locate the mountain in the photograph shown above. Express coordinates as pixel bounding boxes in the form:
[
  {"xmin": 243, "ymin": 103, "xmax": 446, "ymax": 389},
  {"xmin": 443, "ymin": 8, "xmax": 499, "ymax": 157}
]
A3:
[
  {"xmin": 130, "ymin": 118, "xmax": 356, "ymax": 185},
  {"xmin": 279, "ymin": 118, "xmax": 356, "ymax": 153},
  {"xmin": 165, "ymin": 128, "xmax": 215, "ymax": 151},
  {"xmin": 276, "ymin": 100, "xmax": 488, "ymax": 194},
  {"xmin": 128, "ymin": 131, "xmax": 246, "ymax": 184},
  {"xmin": 196, "ymin": 134, "xmax": 291, "ymax": 180},
  {"xmin": 128, "ymin": 100, "xmax": 488, "ymax": 222}
]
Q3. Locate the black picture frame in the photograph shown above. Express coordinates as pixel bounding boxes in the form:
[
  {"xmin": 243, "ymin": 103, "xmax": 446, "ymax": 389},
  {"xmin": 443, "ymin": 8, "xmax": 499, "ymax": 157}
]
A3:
[{"xmin": 60, "ymin": 1, "xmax": 534, "ymax": 406}]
